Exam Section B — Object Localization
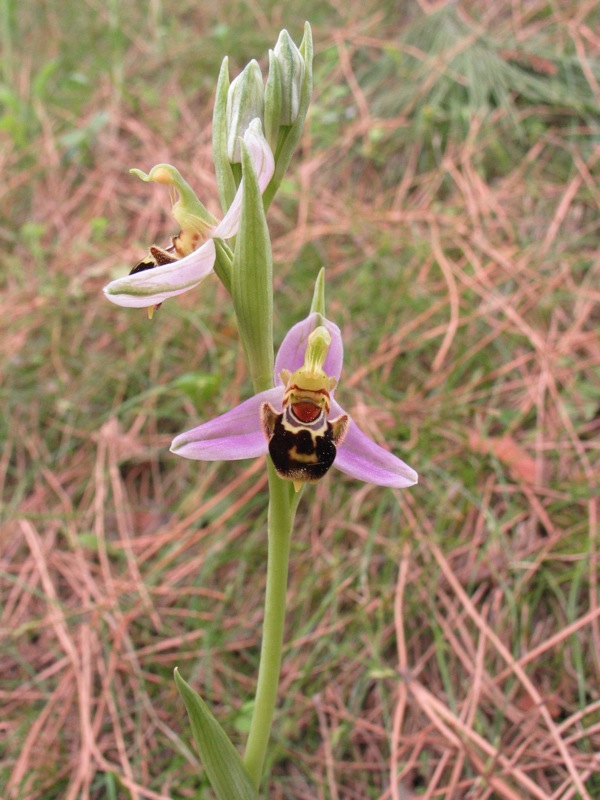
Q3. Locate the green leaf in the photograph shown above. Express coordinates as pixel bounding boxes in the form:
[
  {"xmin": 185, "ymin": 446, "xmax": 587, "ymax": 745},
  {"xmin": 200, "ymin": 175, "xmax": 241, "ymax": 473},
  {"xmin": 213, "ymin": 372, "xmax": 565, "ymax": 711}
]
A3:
[
  {"xmin": 231, "ymin": 139, "xmax": 274, "ymax": 392},
  {"xmin": 174, "ymin": 668, "xmax": 259, "ymax": 800}
]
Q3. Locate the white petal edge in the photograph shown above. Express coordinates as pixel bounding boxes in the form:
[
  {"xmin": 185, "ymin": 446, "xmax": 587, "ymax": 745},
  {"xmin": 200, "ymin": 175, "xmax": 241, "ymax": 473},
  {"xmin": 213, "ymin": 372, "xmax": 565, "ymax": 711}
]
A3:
[{"xmin": 103, "ymin": 239, "xmax": 216, "ymax": 308}]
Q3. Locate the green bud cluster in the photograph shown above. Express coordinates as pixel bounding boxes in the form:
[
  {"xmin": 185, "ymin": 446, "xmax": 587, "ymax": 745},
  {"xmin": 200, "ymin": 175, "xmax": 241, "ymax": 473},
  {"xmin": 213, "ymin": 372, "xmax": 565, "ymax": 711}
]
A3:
[{"xmin": 212, "ymin": 23, "xmax": 313, "ymax": 216}]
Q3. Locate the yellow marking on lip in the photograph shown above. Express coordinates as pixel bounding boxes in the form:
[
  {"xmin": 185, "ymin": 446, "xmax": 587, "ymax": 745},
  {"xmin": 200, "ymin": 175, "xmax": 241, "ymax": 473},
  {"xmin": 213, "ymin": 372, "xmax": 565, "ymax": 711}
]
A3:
[{"xmin": 288, "ymin": 447, "xmax": 319, "ymax": 464}]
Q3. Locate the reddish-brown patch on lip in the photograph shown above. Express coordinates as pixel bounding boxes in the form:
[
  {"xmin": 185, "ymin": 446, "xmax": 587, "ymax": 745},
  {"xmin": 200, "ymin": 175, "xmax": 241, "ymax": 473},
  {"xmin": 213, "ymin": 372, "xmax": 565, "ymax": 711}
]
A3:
[{"xmin": 291, "ymin": 401, "xmax": 322, "ymax": 423}]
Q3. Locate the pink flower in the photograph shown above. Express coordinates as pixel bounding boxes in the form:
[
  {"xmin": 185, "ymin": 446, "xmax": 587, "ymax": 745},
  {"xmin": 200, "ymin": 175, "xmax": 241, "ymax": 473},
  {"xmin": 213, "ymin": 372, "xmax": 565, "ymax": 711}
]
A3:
[{"xmin": 171, "ymin": 312, "xmax": 417, "ymax": 489}]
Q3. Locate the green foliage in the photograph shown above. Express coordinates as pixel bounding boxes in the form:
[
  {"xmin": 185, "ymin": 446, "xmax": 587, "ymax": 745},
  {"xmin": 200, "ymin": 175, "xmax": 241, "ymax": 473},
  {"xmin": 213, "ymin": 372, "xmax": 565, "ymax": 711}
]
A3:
[{"xmin": 174, "ymin": 669, "xmax": 259, "ymax": 800}]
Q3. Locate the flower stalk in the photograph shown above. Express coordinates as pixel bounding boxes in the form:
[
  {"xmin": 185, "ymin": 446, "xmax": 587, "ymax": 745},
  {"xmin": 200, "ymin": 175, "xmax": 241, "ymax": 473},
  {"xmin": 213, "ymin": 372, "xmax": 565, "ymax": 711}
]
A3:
[{"xmin": 243, "ymin": 461, "xmax": 299, "ymax": 787}]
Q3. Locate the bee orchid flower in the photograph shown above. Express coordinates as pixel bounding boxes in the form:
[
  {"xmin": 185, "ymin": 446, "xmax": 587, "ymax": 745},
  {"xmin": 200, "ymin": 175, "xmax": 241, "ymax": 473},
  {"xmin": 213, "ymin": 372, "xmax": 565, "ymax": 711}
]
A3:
[
  {"xmin": 103, "ymin": 119, "xmax": 274, "ymax": 310},
  {"xmin": 171, "ymin": 312, "xmax": 418, "ymax": 490}
]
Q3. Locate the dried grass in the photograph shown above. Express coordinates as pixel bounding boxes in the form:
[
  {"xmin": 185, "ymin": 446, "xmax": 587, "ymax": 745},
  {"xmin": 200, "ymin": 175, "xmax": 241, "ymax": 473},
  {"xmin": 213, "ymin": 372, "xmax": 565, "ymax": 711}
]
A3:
[{"xmin": 2, "ymin": 2, "xmax": 599, "ymax": 798}]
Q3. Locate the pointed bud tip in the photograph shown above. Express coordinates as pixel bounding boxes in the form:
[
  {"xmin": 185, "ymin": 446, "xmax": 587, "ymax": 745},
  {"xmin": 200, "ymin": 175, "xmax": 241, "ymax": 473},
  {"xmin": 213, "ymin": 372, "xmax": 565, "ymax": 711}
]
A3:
[
  {"xmin": 247, "ymin": 58, "xmax": 262, "ymax": 74},
  {"xmin": 274, "ymin": 29, "xmax": 293, "ymax": 48},
  {"xmin": 272, "ymin": 28, "xmax": 305, "ymax": 125}
]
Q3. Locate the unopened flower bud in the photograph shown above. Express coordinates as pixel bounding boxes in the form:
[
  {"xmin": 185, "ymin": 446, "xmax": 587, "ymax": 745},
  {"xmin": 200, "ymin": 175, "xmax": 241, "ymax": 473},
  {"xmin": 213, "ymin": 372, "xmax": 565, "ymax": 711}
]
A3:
[
  {"xmin": 226, "ymin": 60, "xmax": 264, "ymax": 163},
  {"xmin": 273, "ymin": 30, "xmax": 305, "ymax": 125}
]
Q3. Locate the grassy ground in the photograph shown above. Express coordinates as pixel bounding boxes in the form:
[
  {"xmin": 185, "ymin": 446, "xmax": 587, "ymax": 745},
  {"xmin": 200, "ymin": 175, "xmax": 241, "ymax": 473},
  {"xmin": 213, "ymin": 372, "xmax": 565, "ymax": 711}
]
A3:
[{"xmin": 1, "ymin": 0, "xmax": 599, "ymax": 798}]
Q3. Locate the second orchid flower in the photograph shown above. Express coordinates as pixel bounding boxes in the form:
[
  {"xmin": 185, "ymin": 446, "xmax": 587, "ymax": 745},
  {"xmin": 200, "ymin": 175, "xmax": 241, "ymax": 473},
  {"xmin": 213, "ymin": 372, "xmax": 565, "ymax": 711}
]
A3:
[{"xmin": 103, "ymin": 119, "xmax": 274, "ymax": 310}]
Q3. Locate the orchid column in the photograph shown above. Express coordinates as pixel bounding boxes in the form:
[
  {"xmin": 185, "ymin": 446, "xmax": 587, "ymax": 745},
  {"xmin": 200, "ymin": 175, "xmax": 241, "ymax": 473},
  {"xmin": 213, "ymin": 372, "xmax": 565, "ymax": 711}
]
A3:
[{"xmin": 103, "ymin": 24, "xmax": 416, "ymax": 799}]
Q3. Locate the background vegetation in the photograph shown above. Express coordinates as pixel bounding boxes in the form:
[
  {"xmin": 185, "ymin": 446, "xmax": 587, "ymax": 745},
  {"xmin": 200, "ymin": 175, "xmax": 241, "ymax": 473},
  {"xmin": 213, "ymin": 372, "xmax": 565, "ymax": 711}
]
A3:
[{"xmin": 1, "ymin": 0, "xmax": 599, "ymax": 798}]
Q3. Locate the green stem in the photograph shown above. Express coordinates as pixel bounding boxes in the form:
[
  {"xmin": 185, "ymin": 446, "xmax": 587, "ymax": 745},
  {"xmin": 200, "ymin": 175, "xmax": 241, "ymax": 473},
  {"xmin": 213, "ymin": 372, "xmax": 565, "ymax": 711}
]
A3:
[{"xmin": 243, "ymin": 462, "xmax": 300, "ymax": 788}]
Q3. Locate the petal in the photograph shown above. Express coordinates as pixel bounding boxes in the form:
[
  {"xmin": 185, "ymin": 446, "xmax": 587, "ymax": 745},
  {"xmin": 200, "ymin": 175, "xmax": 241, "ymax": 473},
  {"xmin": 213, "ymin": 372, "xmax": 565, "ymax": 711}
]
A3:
[
  {"xmin": 330, "ymin": 400, "xmax": 418, "ymax": 488},
  {"xmin": 104, "ymin": 239, "xmax": 216, "ymax": 308},
  {"xmin": 242, "ymin": 119, "xmax": 276, "ymax": 194},
  {"xmin": 274, "ymin": 312, "xmax": 343, "ymax": 383},
  {"xmin": 211, "ymin": 119, "xmax": 275, "ymax": 240},
  {"xmin": 171, "ymin": 386, "xmax": 283, "ymax": 461}
]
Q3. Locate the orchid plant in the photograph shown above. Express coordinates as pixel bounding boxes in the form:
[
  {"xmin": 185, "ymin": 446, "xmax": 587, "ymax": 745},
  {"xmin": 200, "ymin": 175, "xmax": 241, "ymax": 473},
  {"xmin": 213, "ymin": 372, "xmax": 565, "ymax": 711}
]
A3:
[{"xmin": 104, "ymin": 24, "xmax": 417, "ymax": 798}]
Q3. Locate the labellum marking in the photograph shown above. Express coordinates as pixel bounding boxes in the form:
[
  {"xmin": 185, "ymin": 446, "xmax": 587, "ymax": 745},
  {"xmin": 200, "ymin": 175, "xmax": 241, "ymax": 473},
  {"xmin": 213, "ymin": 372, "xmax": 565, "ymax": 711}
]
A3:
[
  {"xmin": 291, "ymin": 401, "xmax": 322, "ymax": 423},
  {"xmin": 128, "ymin": 240, "xmax": 182, "ymax": 317},
  {"xmin": 261, "ymin": 393, "xmax": 348, "ymax": 490},
  {"xmin": 261, "ymin": 325, "xmax": 349, "ymax": 490},
  {"xmin": 129, "ymin": 243, "xmax": 178, "ymax": 275}
]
